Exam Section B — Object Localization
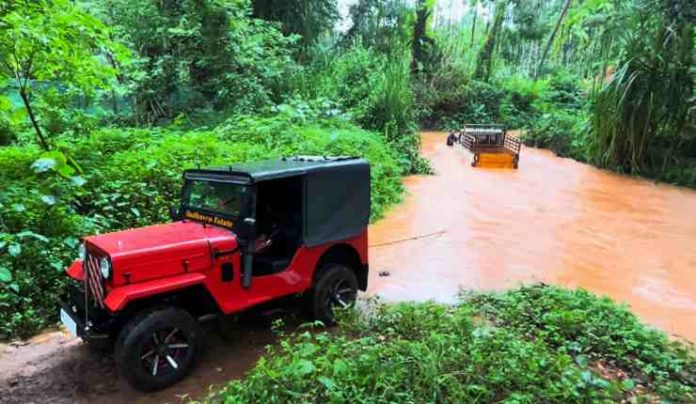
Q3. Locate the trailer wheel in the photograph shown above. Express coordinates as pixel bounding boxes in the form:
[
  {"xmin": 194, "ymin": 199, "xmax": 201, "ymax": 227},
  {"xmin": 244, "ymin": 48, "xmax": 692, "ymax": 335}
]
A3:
[
  {"xmin": 114, "ymin": 307, "xmax": 204, "ymax": 391},
  {"xmin": 310, "ymin": 264, "xmax": 358, "ymax": 325}
]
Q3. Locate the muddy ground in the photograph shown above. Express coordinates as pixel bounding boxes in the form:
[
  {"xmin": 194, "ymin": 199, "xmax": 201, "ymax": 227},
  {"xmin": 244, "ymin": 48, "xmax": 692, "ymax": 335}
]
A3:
[{"xmin": 0, "ymin": 312, "xmax": 299, "ymax": 404}]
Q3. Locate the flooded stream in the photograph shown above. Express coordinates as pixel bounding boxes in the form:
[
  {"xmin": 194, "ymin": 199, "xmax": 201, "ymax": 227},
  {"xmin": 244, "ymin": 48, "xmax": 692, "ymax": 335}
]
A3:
[
  {"xmin": 2, "ymin": 131, "xmax": 695, "ymax": 403},
  {"xmin": 369, "ymin": 131, "xmax": 696, "ymax": 342}
]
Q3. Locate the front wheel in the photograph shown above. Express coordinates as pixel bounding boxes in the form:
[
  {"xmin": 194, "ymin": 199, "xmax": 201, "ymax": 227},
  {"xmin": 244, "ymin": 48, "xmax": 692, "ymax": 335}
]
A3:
[
  {"xmin": 114, "ymin": 307, "xmax": 204, "ymax": 391},
  {"xmin": 310, "ymin": 264, "xmax": 358, "ymax": 325}
]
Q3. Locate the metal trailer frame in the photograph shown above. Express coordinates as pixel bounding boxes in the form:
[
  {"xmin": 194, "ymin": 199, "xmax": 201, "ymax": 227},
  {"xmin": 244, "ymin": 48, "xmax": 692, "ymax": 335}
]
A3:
[{"xmin": 448, "ymin": 123, "xmax": 521, "ymax": 169}]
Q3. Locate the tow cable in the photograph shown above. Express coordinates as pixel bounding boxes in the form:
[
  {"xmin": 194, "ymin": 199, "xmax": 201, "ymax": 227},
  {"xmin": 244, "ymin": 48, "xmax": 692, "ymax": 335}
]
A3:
[{"xmin": 369, "ymin": 230, "xmax": 447, "ymax": 248}]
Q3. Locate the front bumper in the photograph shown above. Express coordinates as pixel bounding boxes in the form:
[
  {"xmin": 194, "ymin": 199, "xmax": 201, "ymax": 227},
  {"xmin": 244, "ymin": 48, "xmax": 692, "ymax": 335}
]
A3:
[{"xmin": 61, "ymin": 281, "xmax": 116, "ymax": 341}]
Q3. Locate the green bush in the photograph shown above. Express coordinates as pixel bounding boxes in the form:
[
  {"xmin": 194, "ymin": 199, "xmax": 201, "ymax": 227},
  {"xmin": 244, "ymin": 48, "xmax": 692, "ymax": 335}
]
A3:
[
  {"xmin": 206, "ymin": 285, "xmax": 696, "ymax": 402},
  {"xmin": 0, "ymin": 111, "xmax": 404, "ymax": 339},
  {"xmin": 543, "ymin": 70, "xmax": 585, "ymax": 110},
  {"xmin": 0, "ymin": 118, "xmax": 16, "ymax": 145},
  {"xmin": 523, "ymin": 110, "xmax": 588, "ymax": 160},
  {"xmin": 654, "ymin": 158, "xmax": 696, "ymax": 188},
  {"xmin": 415, "ymin": 72, "xmax": 504, "ymax": 130},
  {"xmin": 499, "ymin": 75, "xmax": 548, "ymax": 129}
]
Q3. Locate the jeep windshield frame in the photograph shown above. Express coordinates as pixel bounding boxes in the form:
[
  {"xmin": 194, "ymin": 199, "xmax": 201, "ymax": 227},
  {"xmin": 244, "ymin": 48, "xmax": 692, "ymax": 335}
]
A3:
[{"xmin": 180, "ymin": 173, "xmax": 253, "ymax": 225}]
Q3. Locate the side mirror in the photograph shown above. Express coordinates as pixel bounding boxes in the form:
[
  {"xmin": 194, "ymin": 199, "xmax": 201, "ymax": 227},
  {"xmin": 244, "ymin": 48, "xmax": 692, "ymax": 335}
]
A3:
[
  {"xmin": 168, "ymin": 205, "xmax": 179, "ymax": 221},
  {"xmin": 236, "ymin": 217, "xmax": 256, "ymax": 239}
]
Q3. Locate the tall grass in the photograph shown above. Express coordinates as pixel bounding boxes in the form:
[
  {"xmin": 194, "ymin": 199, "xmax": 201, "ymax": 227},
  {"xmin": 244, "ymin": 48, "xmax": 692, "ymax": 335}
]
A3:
[
  {"xmin": 370, "ymin": 50, "xmax": 415, "ymax": 142},
  {"xmin": 290, "ymin": 43, "xmax": 429, "ymax": 173},
  {"xmin": 587, "ymin": 1, "xmax": 695, "ymax": 174}
]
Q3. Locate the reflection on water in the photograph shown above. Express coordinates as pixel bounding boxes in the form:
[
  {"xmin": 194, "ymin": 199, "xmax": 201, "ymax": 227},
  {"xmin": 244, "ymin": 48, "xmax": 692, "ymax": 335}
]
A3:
[{"xmin": 369, "ymin": 132, "xmax": 696, "ymax": 341}]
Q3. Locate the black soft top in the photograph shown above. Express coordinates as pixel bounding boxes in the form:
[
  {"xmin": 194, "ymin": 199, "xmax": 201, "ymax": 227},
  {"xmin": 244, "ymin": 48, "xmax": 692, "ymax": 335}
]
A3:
[
  {"xmin": 184, "ymin": 156, "xmax": 371, "ymax": 247},
  {"xmin": 185, "ymin": 156, "xmax": 368, "ymax": 182}
]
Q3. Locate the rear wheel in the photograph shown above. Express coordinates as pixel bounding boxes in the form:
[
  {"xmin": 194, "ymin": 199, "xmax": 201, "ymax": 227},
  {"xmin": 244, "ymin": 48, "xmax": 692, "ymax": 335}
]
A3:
[
  {"xmin": 310, "ymin": 264, "xmax": 358, "ymax": 325},
  {"xmin": 114, "ymin": 307, "xmax": 204, "ymax": 391}
]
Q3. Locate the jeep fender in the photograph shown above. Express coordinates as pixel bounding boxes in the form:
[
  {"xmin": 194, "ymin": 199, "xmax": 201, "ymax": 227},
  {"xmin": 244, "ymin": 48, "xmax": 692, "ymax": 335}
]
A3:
[{"xmin": 104, "ymin": 272, "xmax": 207, "ymax": 312}]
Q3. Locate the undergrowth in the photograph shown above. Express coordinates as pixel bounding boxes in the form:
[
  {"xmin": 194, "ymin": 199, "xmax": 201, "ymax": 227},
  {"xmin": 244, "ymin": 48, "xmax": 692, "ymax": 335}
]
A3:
[{"xmin": 205, "ymin": 284, "xmax": 696, "ymax": 403}]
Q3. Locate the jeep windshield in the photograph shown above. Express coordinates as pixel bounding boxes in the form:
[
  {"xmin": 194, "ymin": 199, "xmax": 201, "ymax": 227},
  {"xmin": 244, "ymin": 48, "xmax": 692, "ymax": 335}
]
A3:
[{"xmin": 182, "ymin": 179, "xmax": 250, "ymax": 218}]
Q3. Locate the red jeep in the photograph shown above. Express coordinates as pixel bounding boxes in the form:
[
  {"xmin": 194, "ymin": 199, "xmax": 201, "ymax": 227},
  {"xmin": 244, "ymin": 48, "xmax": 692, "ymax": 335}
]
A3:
[{"xmin": 60, "ymin": 156, "xmax": 370, "ymax": 390}]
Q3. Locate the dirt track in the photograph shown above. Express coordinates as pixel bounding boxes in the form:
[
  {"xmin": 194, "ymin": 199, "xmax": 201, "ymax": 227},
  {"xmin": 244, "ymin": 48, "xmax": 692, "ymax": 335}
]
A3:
[
  {"xmin": 0, "ymin": 316, "xmax": 284, "ymax": 404},
  {"xmin": 2, "ymin": 132, "xmax": 696, "ymax": 402}
]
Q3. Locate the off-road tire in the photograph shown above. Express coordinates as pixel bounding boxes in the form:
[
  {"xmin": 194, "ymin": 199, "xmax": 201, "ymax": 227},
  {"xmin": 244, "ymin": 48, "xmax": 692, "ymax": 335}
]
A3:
[
  {"xmin": 114, "ymin": 307, "xmax": 204, "ymax": 391},
  {"xmin": 309, "ymin": 264, "xmax": 358, "ymax": 326}
]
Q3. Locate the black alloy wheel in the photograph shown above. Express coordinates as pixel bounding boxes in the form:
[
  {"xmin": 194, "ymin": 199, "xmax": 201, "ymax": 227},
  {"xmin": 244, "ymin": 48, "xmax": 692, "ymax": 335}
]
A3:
[
  {"xmin": 138, "ymin": 327, "xmax": 190, "ymax": 378},
  {"xmin": 115, "ymin": 307, "xmax": 204, "ymax": 391},
  {"xmin": 310, "ymin": 264, "xmax": 358, "ymax": 325}
]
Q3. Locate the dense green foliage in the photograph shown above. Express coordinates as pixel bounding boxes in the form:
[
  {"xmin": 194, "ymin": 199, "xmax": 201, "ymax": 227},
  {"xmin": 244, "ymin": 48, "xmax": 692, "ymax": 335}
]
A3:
[
  {"xmin": 89, "ymin": 0, "xmax": 299, "ymax": 123},
  {"xmin": 587, "ymin": 0, "xmax": 695, "ymax": 177},
  {"xmin": 252, "ymin": 0, "xmax": 338, "ymax": 52},
  {"xmin": 0, "ymin": 0, "xmax": 126, "ymax": 149},
  {"xmin": 0, "ymin": 104, "xmax": 403, "ymax": 338},
  {"xmin": 206, "ymin": 285, "xmax": 696, "ymax": 402}
]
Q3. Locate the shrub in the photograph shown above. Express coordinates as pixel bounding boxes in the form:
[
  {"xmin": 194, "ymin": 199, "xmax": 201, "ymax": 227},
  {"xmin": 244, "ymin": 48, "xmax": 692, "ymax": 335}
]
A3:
[
  {"xmin": 0, "ymin": 146, "xmax": 88, "ymax": 336},
  {"xmin": 654, "ymin": 158, "xmax": 696, "ymax": 188},
  {"xmin": 469, "ymin": 285, "xmax": 696, "ymax": 401},
  {"xmin": 415, "ymin": 74, "xmax": 504, "ymax": 130},
  {"xmin": 206, "ymin": 285, "xmax": 696, "ymax": 402},
  {"xmin": 0, "ymin": 118, "xmax": 16, "ymax": 145},
  {"xmin": 543, "ymin": 69, "xmax": 584, "ymax": 110},
  {"xmin": 499, "ymin": 75, "xmax": 548, "ymax": 129},
  {"xmin": 523, "ymin": 109, "xmax": 588, "ymax": 160}
]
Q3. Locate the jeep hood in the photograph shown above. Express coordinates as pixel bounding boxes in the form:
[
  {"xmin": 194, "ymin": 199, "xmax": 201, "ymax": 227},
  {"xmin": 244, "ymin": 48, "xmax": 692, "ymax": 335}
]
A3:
[{"xmin": 85, "ymin": 221, "xmax": 237, "ymax": 285}]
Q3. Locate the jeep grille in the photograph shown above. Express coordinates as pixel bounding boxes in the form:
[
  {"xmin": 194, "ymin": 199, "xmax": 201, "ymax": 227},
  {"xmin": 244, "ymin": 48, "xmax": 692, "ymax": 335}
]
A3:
[{"xmin": 84, "ymin": 249, "xmax": 106, "ymax": 309}]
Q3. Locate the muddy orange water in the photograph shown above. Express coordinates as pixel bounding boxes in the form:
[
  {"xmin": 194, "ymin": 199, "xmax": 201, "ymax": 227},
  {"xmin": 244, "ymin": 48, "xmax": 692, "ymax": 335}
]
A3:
[{"xmin": 368, "ymin": 132, "xmax": 696, "ymax": 342}]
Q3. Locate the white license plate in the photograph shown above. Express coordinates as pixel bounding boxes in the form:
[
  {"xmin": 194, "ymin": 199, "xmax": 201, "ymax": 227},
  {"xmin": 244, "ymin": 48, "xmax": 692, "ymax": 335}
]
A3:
[{"xmin": 60, "ymin": 308, "xmax": 78, "ymax": 338}]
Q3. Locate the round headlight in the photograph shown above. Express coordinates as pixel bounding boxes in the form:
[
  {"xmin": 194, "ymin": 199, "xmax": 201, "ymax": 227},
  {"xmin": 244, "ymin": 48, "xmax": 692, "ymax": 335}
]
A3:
[
  {"xmin": 99, "ymin": 257, "xmax": 111, "ymax": 279},
  {"xmin": 78, "ymin": 243, "xmax": 86, "ymax": 261}
]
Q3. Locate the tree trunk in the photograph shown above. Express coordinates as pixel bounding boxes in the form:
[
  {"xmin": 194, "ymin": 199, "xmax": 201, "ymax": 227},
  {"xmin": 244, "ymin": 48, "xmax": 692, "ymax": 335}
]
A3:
[
  {"xmin": 19, "ymin": 87, "xmax": 49, "ymax": 151},
  {"xmin": 411, "ymin": 0, "xmax": 432, "ymax": 74},
  {"xmin": 535, "ymin": 0, "xmax": 572, "ymax": 79},
  {"xmin": 470, "ymin": 7, "xmax": 478, "ymax": 47},
  {"xmin": 484, "ymin": 2, "xmax": 492, "ymax": 35},
  {"xmin": 111, "ymin": 88, "xmax": 119, "ymax": 115},
  {"xmin": 474, "ymin": 1, "xmax": 505, "ymax": 81}
]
